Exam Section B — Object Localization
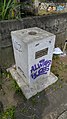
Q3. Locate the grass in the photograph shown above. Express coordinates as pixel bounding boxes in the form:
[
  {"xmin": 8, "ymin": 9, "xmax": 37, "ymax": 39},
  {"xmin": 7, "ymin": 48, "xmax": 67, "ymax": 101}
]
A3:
[
  {"xmin": 0, "ymin": 0, "xmax": 21, "ymax": 20},
  {"xmin": 11, "ymin": 80, "xmax": 22, "ymax": 95},
  {"xmin": 0, "ymin": 106, "xmax": 16, "ymax": 119},
  {"xmin": 0, "ymin": 66, "xmax": 22, "ymax": 95},
  {"xmin": 31, "ymin": 97, "xmax": 38, "ymax": 106}
]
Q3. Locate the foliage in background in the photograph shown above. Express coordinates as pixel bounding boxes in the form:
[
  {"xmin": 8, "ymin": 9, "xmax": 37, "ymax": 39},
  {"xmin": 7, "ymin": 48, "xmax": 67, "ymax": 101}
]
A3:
[
  {"xmin": 0, "ymin": 0, "xmax": 67, "ymax": 20},
  {"xmin": 0, "ymin": 0, "xmax": 21, "ymax": 20},
  {"xmin": 0, "ymin": 0, "xmax": 34, "ymax": 20}
]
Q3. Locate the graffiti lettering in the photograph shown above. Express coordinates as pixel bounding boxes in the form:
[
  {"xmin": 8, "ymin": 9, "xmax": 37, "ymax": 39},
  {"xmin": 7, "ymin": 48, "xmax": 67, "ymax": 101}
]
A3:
[{"xmin": 30, "ymin": 59, "xmax": 51, "ymax": 79}]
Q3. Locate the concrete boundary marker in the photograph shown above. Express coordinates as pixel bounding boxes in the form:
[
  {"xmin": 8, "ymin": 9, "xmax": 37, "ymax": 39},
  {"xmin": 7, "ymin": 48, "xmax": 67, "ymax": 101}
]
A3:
[{"xmin": 7, "ymin": 66, "xmax": 58, "ymax": 99}]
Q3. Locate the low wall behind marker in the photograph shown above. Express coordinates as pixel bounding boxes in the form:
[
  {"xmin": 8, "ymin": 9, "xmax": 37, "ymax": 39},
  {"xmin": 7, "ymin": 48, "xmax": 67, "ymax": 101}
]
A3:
[{"xmin": 0, "ymin": 13, "xmax": 67, "ymax": 68}]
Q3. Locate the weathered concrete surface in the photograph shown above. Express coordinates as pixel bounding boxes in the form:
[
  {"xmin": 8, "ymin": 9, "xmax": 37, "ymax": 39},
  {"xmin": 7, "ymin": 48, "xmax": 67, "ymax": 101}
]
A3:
[
  {"xmin": 1, "ymin": 46, "xmax": 14, "ymax": 68},
  {"xmin": 58, "ymin": 111, "xmax": 67, "ymax": 119},
  {"xmin": 14, "ymin": 81, "xmax": 67, "ymax": 119},
  {"xmin": 0, "ymin": 13, "xmax": 67, "ymax": 67},
  {"xmin": 7, "ymin": 66, "xmax": 58, "ymax": 99},
  {"xmin": 42, "ymin": 82, "xmax": 67, "ymax": 119},
  {"xmin": 11, "ymin": 27, "xmax": 55, "ymax": 84}
]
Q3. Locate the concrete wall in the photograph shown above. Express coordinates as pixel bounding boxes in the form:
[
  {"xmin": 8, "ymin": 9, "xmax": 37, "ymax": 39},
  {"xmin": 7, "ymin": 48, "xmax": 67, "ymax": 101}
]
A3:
[{"xmin": 0, "ymin": 12, "xmax": 67, "ymax": 68}]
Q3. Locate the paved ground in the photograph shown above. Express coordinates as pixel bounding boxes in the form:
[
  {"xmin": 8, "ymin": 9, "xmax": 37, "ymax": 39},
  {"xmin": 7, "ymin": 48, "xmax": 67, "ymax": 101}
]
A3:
[
  {"xmin": 58, "ymin": 111, "xmax": 67, "ymax": 119},
  {"xmin": 14, "ymin": 80, "xmax": 67, "ymax": 119}
]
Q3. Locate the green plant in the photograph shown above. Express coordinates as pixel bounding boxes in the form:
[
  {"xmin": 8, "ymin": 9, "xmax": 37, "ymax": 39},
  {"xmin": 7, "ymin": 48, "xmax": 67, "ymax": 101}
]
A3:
[
  {"xmin": 0, "ymin": 0, "xmax": 21, "ymax": 20},
  {"xmin": 0, "ymin": 106, "xmax": 15, "ymax": 119},
  {"xmin": 31, "ymin": 97, "xmax": 38, "ymax": 106},
  {"xmin": 32, "ymin": 0, "xmax": 35, "ymax": 2},
  {"xmin": 12, "ymin": 80, "xmax": 22, "ymax": 94}
]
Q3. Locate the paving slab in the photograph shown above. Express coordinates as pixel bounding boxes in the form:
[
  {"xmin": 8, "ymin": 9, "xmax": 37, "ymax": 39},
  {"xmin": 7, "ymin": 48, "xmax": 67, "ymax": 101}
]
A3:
[
  {"xmin": 14, "ymin": 81, "xmax": 67, "ymax": 119},
  {"xmin": 58, "ymin": 111, "xmax": 67, "ymax": 119},
  {"xmin": 7, "ymin": 66, "xmax": 58, "ymax": 99}
]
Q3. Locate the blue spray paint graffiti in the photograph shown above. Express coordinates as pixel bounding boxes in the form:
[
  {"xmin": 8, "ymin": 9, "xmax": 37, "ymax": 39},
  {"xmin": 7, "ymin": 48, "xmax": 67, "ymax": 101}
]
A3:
[{"xmin": 30, "ymin": 59, "xmax": 52, "ymax": 79}]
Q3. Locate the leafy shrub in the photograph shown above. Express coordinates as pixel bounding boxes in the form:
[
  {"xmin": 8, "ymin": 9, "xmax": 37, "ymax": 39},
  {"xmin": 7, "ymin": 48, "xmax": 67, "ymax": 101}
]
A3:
[{"xmin": 0, "ymin": 0, "xmax": 21, "ymax": 20}]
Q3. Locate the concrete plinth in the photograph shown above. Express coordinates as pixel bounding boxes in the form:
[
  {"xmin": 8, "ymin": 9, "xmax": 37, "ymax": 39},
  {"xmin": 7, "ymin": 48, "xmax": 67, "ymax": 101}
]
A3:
[{"xmin": 7, "ymin": 66, "xmax": 58, "ymax": 99}]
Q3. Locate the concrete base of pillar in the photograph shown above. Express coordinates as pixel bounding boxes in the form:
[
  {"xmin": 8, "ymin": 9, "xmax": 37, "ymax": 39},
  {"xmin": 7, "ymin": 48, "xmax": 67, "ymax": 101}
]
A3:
[{"xmin": 7, "ymin": 66, "xmax": 58, "ymax": 99}]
